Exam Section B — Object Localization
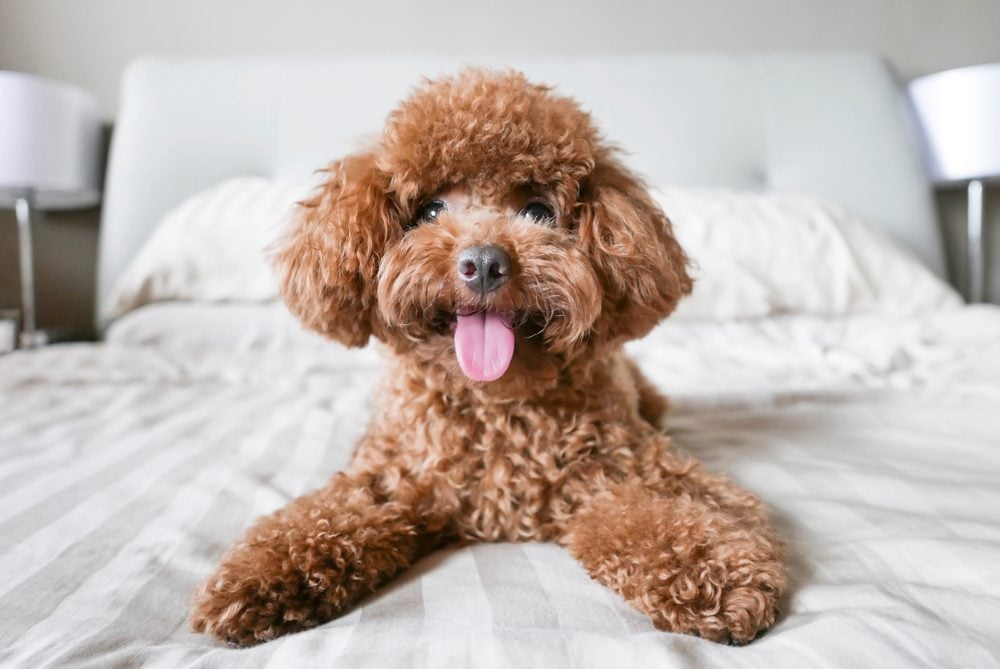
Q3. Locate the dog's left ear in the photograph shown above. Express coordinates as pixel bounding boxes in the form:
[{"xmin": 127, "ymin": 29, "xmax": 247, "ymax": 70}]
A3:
[{"xmin": 577, "ymin": 151, "xmax": 692, "ymax": 344}]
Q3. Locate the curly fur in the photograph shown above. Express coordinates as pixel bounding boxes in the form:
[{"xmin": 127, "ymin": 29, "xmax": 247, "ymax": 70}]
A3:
[{"xmin": 191, "ymin": 68, "xmax": 786, "ymax": 646}]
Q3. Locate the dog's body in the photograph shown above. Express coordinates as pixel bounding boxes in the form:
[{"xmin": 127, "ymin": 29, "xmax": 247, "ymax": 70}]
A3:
[{"xmin": 192, "ymin": 69, "xmax": 786, "ymax": 646}]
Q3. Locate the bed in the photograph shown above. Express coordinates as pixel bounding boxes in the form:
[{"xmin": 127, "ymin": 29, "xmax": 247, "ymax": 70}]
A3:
[{"xmin": 2, "ymin": 53, "xmax": 999, "ymax": 668}]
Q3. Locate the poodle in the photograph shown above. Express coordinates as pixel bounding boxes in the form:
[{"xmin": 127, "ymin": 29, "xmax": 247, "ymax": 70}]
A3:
[{"xmin": 191, "ymin": 68, "xmax": 786, "ymax": 646}]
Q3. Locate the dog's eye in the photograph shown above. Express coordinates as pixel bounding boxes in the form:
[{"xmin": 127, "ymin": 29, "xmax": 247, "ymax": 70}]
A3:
[
  {"xmin": 412, "ymin": 200, "xmax": 446, "ymax": 228},
  {"xmin": 521, "ymin": 201, "xmax": 555, "ymax": 224}
]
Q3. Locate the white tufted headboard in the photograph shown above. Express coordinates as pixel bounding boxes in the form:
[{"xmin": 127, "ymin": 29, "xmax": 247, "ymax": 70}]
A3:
[{"xmin": 97, "ymin": 52, "xmax": 944, "ymax": 325}]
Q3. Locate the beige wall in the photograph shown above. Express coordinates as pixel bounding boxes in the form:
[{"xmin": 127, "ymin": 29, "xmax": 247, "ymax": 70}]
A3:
[{"xmin": 2, "ymin": 0, "xmax": 1000, "ymax": 335}]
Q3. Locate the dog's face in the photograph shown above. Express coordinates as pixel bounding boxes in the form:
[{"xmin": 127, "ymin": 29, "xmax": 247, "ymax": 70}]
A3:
[{"xmin": 275, "ymin": 69, "xmax": 691, "ymax": 393}]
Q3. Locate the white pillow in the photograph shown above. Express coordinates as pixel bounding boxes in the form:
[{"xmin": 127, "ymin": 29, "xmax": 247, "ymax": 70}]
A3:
[
  {"xmin": 105, "ymin": 178, "xmax": 961, "ymax": 322},
  {"xmin": 655, "ymin": 187, "xmax": 962, "ymax": 320},
  {"xmin": 103, "ymin": 177, "xmax": 310, "ymax": 320}
]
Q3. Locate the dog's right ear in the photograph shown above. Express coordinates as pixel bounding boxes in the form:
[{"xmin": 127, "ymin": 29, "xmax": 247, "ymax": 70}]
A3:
[{"xmin": 273, "ymin": 152, "xmax": 401, "ymax": 347}]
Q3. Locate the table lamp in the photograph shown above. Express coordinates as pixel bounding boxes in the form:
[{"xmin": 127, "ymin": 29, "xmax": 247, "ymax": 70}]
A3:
[
  {"xmin": 0, "ymin": 71, "xmax": 103, "ymax": 348},
  {"xmin": 909, "ymin": 63, "xmax": 1000, "ymax": 303}
]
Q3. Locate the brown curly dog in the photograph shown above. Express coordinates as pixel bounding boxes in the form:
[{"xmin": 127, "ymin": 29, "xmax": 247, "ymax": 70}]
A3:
[{"xmin": 191, "ymin": 68, "xmax": 786, "ymax": 646}]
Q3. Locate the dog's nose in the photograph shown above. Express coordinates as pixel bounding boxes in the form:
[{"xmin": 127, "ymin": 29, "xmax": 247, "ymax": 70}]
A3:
[{"xmin": 456, "ymin": 245, "xmax": 511, "ymax": 295}]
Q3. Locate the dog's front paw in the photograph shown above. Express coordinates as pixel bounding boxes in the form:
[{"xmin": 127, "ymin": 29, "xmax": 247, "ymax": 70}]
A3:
[
  {"xmin": 651, "ymin": 576, "xmax": 782, "ymax": 645},
  {"xmin": 190, "ymin": 539, "xmax": 355, "ymax": 647},
  {"xmin": 191, "ymin": 474, "xmax": 428, "ymax": 645},
  {"xmin": 714, "ymin": 583, "xmax": 781, "ymax": 645},
  {"xmin": 565, "ymin": 488, "xmax": 786, "ymax": 645},
  {"xmin": 644, "ymin": 529, "xmax": 785, "ymax": 645},
  {"xmin": 190, "ymin": 563, "xmax": 311, "ymax": 646}
]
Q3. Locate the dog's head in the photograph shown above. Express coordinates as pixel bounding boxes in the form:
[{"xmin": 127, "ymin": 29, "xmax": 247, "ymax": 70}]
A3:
[{"xmin": 274, "ymin": 69, "xmax": 691, "ymax": 393}]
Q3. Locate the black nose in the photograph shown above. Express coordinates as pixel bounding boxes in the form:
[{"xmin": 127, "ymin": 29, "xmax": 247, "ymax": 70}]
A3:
[{"xmin": 456, "ymin": 245, "xmax": 511, "ymax": 295}]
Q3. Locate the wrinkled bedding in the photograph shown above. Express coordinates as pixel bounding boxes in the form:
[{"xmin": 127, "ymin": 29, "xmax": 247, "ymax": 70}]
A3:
[{"xmin": 1, "ymin": 304, "xmax": 999, "ymax": 668}]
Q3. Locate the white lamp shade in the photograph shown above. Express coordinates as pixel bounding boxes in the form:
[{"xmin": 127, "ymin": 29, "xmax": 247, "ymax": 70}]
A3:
[
  {"xmin": 909, "ymin": 63, "xmax": 1000, "ymax": 184},
  {"xmin": 0, "ymin": 71, "xmax": 103, "ymax": 210}
]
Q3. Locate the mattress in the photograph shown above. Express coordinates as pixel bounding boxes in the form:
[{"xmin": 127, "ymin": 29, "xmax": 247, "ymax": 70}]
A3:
[{"xmin": 1, "ymin": 303, "xmax": 999, "ymax": 667}]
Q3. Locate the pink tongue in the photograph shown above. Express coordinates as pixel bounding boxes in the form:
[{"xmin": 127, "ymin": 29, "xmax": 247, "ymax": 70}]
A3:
[{"xmin": 454, "ymin": 312, "xmax": 515, "ymax": 382}]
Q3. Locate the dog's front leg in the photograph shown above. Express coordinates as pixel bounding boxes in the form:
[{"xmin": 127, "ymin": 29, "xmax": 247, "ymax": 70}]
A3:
[
  {"xmin": 560, "ymin": 468, "xmax": 785, "ymax": 645},
  {"xmin": 191, "ymin": 471, "xmax": 432, "ymax": 646}
]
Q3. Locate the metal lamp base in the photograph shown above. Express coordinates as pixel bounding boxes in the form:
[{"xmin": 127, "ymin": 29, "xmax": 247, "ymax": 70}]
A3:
[
  {"xmin": 14, "ymin": 190, "xmax": 43, "ymax": 349},
  {"xmin": 966, "ymin": 180, "xmax": 986, "ymax": 304}
]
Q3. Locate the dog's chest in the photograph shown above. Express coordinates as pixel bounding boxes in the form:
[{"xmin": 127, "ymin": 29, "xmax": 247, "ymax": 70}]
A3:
[
  {"xmin": 366, "ymin": 359, "xmax": 649, "ymax": 542},
  {"xmin": 443, "ymin": 403, "xmax": 630, "ymax": 543}
]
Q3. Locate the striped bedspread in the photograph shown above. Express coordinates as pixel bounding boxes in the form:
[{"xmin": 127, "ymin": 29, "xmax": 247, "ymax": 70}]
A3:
[{"xmin": 1, "ymin": 305, "xmax": 999, "ymax": 668}]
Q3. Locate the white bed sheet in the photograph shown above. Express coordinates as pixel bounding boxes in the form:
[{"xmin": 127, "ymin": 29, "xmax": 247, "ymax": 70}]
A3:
[{"xmin": 1, "ymin": 305, "xmax": 999, "ymax": 667}]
